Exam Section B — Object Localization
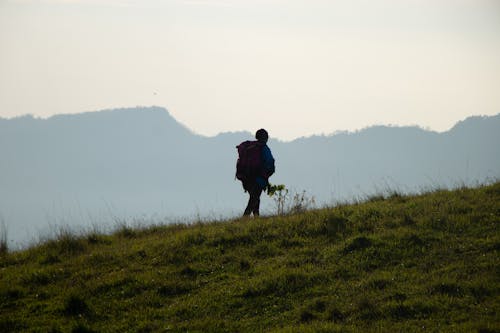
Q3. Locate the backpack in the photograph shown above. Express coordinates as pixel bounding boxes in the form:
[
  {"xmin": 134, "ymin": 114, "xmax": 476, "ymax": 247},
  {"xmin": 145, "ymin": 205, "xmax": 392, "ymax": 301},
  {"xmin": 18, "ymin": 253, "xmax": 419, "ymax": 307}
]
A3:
[{"xmin": 235, "ymin": 140, "xmax": 263, "ymax": 181}]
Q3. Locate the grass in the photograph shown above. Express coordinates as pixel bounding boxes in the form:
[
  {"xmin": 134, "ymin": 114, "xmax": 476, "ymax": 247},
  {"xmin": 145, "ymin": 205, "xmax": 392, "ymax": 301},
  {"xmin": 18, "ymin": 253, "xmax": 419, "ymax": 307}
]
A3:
[
  {"xmin": 0, "ymin": 183, "xmax": 499, "ymax": 332},
  {"xmin": 0, "ymin": 217, "xmax": 7, "ymax": 256}
]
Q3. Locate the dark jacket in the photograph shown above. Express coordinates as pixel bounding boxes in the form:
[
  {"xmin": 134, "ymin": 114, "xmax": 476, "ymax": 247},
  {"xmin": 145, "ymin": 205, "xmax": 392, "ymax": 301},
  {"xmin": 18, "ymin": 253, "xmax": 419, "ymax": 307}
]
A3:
[{"xmin": 256, "ymin": 144, "xmax": 275, "ymax": 189}]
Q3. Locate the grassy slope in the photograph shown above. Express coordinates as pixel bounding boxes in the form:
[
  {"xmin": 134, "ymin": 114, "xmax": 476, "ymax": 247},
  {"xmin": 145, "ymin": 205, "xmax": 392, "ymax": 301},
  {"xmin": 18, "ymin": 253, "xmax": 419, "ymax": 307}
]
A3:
[{"xmin": 1, "ymin": 184, "xmax": 499, "ymax": 333}]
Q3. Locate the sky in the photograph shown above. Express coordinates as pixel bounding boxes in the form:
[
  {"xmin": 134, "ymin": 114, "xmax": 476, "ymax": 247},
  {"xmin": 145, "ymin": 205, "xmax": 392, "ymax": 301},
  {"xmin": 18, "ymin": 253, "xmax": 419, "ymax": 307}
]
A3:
[{"xmin": 1, "ymin": 0, "xmax": 499, "ymax": 140}]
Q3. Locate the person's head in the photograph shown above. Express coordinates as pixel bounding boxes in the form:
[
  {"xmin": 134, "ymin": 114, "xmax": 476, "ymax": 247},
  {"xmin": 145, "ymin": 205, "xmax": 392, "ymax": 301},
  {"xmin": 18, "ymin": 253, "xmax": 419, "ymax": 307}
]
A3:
[{"xmin": 255, "ymin": 128, "xmax": 269, "ymax": 143}]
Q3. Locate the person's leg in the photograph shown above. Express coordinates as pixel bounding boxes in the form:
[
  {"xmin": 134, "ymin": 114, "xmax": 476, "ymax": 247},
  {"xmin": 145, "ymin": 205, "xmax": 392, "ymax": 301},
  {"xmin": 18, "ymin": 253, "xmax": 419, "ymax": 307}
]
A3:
[
  {"xmin": 252, "ymin": 186, "xmax": 263, "ymax": 216},
  {"xmin": 244, "ymin": 194, "xmax": 253, "ymax": 216},
  {"xmin": 243, "ymin": 181, "xmax": 254, "ymax": 216},
  {"xmin": 244, "ymin": 181, "xmax": 261, "ymax": 216}
]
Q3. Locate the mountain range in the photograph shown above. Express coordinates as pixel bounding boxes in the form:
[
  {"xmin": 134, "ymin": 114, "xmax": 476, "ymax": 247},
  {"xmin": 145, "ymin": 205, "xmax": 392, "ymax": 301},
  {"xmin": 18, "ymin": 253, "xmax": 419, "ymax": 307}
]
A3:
[{"xmin": 1, "ymin": 106, "xmax": 499, "ymax": 247}]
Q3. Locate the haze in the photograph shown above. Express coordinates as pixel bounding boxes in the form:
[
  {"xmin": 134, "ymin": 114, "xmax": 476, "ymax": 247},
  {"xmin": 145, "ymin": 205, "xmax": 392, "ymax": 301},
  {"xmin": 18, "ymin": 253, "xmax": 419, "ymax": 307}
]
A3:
[
  {"xmin": 1, "ymin": 0, "xmax": 499, "ymax": 140},
  {"xmin": 1, "ymin": 108, "xmax": 499, "ymax": 248}
]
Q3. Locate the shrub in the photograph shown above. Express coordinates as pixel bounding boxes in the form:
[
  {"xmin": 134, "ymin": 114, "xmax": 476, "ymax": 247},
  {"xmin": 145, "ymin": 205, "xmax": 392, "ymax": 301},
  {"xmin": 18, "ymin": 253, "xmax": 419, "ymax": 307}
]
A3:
[
  {"xmin": 71, "ymin": 323, "xmax": 97, "ymax": 333},
  {"xmin": 355, "ymin": 298, "xmax": 382, "ymax": 321},
  {"xmin": 343, "ymin": 236, "xmax": 372, "ymax": 254},
  {"xmin": 385, "ymin": 301, "xmax": 436, "ymax": 320},
  {"xmin": 431, "ymin": 282, "xmax": 465, "ymax": 297},
  {"xmin": 322, "ymin": 215, "xmax": 348, "ymax": 238},
  {"xmin": 157, "ymin": 281, "xmax": 194, "ymax": 297},
  {"xmin": 0, "ymin": 318, "xmax": 23, "ymax": 332},
  {"xmin": 299, "ymin": 309, "xmax": 316, "ymax": 323},
  {"xmin": 239, "ymin": 259, "xmax": 251, "ymax": 271},
  {"xmin": 64, "ymin": 294, "xmax": 91, "ymax": 317}
]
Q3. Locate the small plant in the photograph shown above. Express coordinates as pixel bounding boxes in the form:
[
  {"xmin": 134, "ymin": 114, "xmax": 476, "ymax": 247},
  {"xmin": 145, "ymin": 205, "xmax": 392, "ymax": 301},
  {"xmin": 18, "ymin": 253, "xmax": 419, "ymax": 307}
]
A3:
[
  {"xmin": 267, "ymin": 184, "xmax": 288, "ymax": 215},
  {"xmin": 267, "ymin": 184, "xmax": 316, "ymax": 215},
  {"xmin": 266, "ymin": 183, "xmax": 286, "ymax": 196},
  {"xmin": 289, "ymin": 190, "xmax": 316, "ymax": 214}
]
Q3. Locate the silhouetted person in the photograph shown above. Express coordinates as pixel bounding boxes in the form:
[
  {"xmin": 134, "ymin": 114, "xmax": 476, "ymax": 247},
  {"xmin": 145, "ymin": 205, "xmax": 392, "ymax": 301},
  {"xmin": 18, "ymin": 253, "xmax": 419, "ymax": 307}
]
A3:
[{"xmin": 236, "ymin": 129, "xmax": 275, "ymax": 217}]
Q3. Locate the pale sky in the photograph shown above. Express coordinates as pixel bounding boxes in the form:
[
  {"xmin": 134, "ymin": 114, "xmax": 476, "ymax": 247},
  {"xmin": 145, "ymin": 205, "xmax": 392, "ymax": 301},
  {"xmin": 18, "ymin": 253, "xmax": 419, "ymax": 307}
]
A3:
[{"xmin": 1, "ymin": 0, "xmax": 499, "ymax": 140}]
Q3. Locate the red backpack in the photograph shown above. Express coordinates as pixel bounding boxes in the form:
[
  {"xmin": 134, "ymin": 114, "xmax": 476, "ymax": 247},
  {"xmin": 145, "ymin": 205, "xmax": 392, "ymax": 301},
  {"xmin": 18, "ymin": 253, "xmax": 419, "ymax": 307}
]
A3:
[{"xmin": 236, "ymin": 140, "xmax": 263, "ymax": 181}]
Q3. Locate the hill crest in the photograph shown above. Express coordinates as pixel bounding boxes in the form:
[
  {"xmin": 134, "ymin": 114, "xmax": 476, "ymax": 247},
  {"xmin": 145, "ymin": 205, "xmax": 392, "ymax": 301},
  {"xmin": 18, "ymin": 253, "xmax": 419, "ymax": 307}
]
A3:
[{"xmin": 1, "ymin": 183, "xmax": 498, "ymax": 332}]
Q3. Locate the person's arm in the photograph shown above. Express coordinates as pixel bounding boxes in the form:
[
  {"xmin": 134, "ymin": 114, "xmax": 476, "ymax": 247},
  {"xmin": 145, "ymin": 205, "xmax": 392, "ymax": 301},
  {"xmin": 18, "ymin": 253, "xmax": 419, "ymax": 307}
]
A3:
[{"xmin": 261, "ymin": 145, "xmax": 275, "ymax": 178}]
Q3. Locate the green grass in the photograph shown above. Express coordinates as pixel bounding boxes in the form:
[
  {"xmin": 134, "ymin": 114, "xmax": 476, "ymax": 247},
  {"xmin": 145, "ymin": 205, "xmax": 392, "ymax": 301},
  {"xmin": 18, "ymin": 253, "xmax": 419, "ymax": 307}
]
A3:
[{"xmin": 1, "ymin": 183, "xmax": 499, "ymax": 332}]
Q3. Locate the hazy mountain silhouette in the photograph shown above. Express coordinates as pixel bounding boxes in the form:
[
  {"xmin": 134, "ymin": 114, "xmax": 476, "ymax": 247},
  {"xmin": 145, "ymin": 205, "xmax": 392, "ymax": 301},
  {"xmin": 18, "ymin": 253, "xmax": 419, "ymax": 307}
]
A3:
[{"xmin": 1, "ymin": 106, "xmax": 499, "ymax": 247}]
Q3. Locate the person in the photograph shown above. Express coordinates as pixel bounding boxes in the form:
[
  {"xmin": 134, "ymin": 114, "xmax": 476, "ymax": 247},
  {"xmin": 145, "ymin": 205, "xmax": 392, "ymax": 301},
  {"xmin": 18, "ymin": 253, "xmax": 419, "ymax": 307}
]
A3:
[{"xmin": 242, "ymin": 129, "xmax": 275, "ymax": 217}]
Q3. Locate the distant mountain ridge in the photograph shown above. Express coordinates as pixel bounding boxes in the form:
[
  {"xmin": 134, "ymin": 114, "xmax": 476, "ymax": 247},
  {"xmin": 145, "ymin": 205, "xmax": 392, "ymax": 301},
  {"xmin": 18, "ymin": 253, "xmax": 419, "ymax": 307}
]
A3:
[{"xmin": 1, "ymin": 107, "xmax": 499, "ymax": 247}]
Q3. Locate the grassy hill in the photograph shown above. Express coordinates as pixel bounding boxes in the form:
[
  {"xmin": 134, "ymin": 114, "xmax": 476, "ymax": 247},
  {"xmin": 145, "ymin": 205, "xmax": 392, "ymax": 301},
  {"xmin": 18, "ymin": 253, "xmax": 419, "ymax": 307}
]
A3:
[{"xmin": 1, "ymin": 183, "xmax": 499, "ymax": 332}]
